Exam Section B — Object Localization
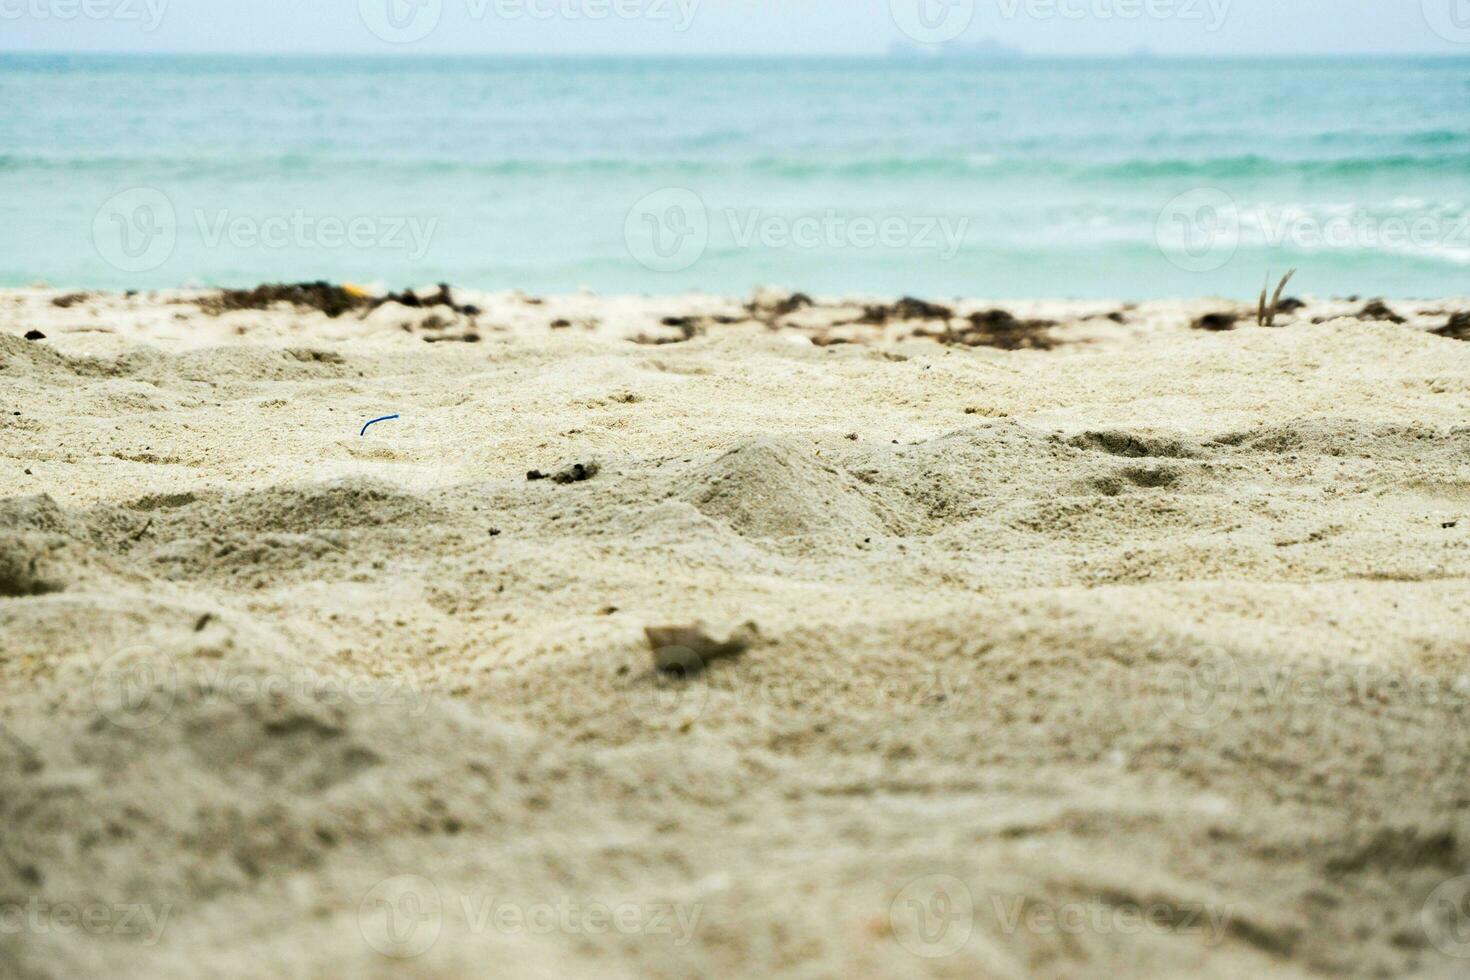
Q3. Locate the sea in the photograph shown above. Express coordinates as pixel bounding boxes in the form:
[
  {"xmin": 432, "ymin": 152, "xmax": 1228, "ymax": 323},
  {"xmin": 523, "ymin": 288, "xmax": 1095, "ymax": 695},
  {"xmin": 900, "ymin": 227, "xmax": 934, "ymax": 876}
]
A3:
[{"xmin": 2, "ymin": 53, "xmax": 1468, "ymax": 299}]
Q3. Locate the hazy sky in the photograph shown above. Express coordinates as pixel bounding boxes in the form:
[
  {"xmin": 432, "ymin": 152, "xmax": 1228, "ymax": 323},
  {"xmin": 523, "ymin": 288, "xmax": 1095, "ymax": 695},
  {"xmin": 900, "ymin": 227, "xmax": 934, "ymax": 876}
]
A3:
[{"xmin": 3, "ymin": 0, "xmax": 1469, "ymax": 56}]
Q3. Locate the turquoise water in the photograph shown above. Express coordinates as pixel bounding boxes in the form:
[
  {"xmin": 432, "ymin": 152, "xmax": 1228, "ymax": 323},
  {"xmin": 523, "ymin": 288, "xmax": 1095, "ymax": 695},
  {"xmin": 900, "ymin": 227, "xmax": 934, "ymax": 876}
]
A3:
[{"xmin": 2, "ymin": 53, "xmax": 1468, "ymax": 298}]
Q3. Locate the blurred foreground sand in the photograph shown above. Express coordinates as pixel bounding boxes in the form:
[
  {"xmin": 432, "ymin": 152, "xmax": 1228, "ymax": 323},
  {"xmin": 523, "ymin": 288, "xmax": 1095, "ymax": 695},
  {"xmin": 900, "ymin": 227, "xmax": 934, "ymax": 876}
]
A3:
[{"xmin": 2, "ymin": 287, "xmax": 1470, "ymax": 978}]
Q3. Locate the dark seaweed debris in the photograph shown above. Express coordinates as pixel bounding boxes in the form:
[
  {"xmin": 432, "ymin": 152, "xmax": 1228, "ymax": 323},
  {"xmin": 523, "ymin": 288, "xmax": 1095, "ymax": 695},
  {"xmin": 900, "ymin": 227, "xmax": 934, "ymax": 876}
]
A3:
[
  {"xmin": 915, "ymin": 309, "xmax": 1059, "ymax": 350},
  {"xmin": 1191, "ymin": 312, "xmax": 1240, "ymax": 332},
  {"xmin": 633, "ymin": 316, "xmax": 707, "ymax": 345},
  {"xmin": 527, "ymin": 461, "xmax": 600, "ymax": 484},
  {"xmin": 769, "ymin": 292, "xmax": 813, "ymax": 318},
  {"xmin": 195, "ymin": 281, "xmax": 480, "ymax": 319},
  {"xmin": 23, "ymin": 330, "xmax": 46, "ymax": 341},
  {"xmin": 746, "ymin": 291, "xmax": 813, "ymax": 321},
  {"xmin": 197, "ymin": 282, "xmax": 369, "ymax": 318},
  {"xmin": 381, "ymin": 283, "xmax": 480, "ymax": 316},
  {"xmin": 857, "ymin": 296, "xmax": 954, "ymax": 324},
  {"xmin": 1432, "ymin": 312, "xmax": 1470, "ymax": 342},
  {"xmin": 1356, "ymin": 299, "xmax": 1405, "ymax": 324}
]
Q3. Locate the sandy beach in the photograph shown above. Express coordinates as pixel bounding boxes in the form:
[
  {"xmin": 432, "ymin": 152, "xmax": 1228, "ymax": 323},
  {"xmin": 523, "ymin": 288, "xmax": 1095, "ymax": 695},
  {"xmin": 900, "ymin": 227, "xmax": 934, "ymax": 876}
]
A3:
[{"xmin": 3, "ymin": 285, "xmax": 1470, "ymax": 978}]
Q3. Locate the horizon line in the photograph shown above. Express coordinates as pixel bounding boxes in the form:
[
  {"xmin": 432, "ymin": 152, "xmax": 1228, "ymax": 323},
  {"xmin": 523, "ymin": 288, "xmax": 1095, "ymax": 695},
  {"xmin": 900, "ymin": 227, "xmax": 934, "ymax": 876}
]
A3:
[{"xmin": 4, "ymin": 48, "xmax": 1468, "ymax": 59}]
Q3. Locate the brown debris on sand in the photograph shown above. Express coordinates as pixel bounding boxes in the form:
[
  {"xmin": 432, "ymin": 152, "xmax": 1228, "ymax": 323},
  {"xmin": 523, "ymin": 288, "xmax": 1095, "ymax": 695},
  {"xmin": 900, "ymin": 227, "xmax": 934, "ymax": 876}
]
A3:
[
  {"xmin": 633, "ymin": 316, "xmax": 704, "ymax": 345},
  {"xmin": 857, "ymin": 296, "xmax": 954, "ymax": 324},
  {"xmin": 1433, "ymin": 312, "xmax": 1470, "ymax": 342},
  {"xmin": 197, "ymin": 281, "xmax": 370, "ymax": 318},
  {"xmin": 645, "ymin": 621, "xmax": 759, "ymax": 674},
  {"xmin": 527, "ymin": 461, "xmax": 600, "ymax": 484},
  {"xmin": 1192, "ymin": 311, "xmax": 1240, "ymax": 332},
  {"xmin": 746, "ymin": 289, "xmax": 814, "ymax": 323},
  {"xmin": 913, "ymin": 309, "xmax": 1058, "ymax": 350},
  {"xmin": 195, "ymin": 281, "xmax": 480, "ymax": 319},
  {"xmin": 382, "ymin": 283, "xmax": 481, "ymax": 316},
  {"xmin": 1357, "ymin": 299, "xmax": 1406, "ymax": 324},
  {"xmin": 769, "ymin": 292, "xmax": 813, "ymax": 318}
]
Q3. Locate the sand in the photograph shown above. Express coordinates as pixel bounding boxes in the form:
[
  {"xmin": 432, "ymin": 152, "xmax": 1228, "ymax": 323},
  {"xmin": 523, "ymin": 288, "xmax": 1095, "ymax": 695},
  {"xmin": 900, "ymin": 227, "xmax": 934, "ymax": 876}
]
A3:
[{"xmin": 2, "ymin": 285, "xmax": 1470, "ymax": 979}]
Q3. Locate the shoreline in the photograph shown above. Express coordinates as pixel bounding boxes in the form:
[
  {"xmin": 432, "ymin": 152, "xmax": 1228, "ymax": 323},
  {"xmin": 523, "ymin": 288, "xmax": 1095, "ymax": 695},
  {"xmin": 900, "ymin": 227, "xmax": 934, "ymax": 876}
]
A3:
[{"xmin": 5, "ymin": 285, "xmax": 1467, "ymax": 352}]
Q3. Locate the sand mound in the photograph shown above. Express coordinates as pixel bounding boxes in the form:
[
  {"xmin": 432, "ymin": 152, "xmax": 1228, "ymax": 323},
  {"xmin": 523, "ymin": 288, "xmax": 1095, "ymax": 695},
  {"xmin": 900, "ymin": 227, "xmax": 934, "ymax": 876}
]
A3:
[{"xmin": 689, "ymin": 437, "xmax": 885, "ymax": 543}]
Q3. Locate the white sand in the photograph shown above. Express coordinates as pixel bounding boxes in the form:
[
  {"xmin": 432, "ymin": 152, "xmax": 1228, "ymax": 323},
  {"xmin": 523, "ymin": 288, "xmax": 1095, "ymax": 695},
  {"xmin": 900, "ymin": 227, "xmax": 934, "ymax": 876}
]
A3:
[{"xmin": 2, "ymin": 286, "xmax": 1470, "ymax": 978}]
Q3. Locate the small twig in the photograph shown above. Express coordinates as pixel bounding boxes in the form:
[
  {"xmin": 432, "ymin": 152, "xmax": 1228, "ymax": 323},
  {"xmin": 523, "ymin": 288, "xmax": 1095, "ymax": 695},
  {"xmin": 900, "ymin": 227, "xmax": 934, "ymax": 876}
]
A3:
[
  {"xmin": 1256, "ymin": 273, "xmax": 1270, "ymax": 327},
  {"xmin": 128, "ymin": 517, "xmax": 153, "ymax": 542}
]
